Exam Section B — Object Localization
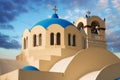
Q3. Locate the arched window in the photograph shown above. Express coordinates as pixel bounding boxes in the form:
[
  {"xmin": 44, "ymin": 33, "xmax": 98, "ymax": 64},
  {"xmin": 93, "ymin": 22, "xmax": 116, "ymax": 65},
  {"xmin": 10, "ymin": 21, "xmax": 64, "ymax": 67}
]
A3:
[
  {"xmin": 91, "ymin": 21, "xmax": 100, "ymax": 34},
  {"xmin": 24, "ymin": 38, "xmax": 26, "ymax": 49},
  {"xmin": 39, "ymin": 34, "xmax": 42, "ymax": 46},
  {"xmin": 68, "ymin": 34, "xmax": 71, "ymax": 46},
  {"xmin": 26, "ymin": 37, "xmax": 28, "ymax": 48},
  {"xmin": 77, "ymin": 22, "xmax": 84, "ymax": 30},
  {"xmin": 73, "ymin": 35, "xmax": 76, "ymax": 46},
  {"xmin": 33, "ymin": 34, "xmax": 37, "ymax": 47},
  {"xmin": 56, "ymin": 33, "xmax": 61, "ymax": 45},
  {"xmin": 50, "ymin": 33, "xmax": 54, "ymax": 45}
]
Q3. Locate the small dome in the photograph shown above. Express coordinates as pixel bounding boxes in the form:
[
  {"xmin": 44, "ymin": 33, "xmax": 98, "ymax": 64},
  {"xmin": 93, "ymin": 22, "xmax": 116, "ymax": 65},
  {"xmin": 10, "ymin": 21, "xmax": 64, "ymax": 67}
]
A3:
[
  {"xmin": 115, "ymin": 78, "xmax": 120, "ymax": 80},
  {"xmin": 33, "ymin": 14, "xmax": 74, "ymax": 29},
  {"xmin": 22, "ymin": 66, "xmax": 39, "ymax": 71}
]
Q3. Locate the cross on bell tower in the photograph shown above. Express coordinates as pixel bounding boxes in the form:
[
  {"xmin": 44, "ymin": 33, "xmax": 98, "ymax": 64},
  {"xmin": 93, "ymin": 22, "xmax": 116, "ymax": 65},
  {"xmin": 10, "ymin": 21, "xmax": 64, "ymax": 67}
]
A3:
[
  {"xmin": 87, "ymin": 11, "xmax": 91, "ymax": 15},
  {"xmin": 53, "ymin": 6, "xmax": 58, "ymax": 13},
  {"xmin": 86, "ymin": 10, "xmax": 91, "ymax": 18}
]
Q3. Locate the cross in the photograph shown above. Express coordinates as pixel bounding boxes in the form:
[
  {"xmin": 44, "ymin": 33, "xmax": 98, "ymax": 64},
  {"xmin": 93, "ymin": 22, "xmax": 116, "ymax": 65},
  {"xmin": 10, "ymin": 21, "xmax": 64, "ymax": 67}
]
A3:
[
  {"xmin": 53, "ymin": 6, "xmax": 57, "ymax": 13},
  {"xmin": 87, "ymin": 10, "xmax": 91, "ymax": 15}
]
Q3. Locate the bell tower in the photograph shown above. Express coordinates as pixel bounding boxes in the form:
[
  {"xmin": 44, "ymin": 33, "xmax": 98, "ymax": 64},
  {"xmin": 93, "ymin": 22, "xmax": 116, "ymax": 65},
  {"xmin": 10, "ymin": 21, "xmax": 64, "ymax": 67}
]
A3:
[{"xmin": 75, "ymin": 11, "xmax": 106, "ymax": 49}]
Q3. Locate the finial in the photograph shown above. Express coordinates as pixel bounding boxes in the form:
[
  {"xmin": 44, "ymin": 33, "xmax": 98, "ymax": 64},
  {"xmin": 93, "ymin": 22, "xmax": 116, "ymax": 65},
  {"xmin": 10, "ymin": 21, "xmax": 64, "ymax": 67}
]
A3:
[
  {"xmin": 53, "ymin": 6, "xmax": 58, "ymax": 13},
  {"xmin": 86, "ymin": 10, "xmax": 91, "ymax": 18},
  {"xmin": 87, "ymin": 11, "xmax": 91, "ymax": 15},
  {"xmin": 104, "ymin": 18, "xmax": 106, "ymax": 21}
]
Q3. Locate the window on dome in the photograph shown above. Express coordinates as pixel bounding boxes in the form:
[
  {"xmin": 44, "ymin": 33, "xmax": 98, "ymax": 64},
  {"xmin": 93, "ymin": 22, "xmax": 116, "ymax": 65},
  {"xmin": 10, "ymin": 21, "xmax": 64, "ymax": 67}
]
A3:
[
  {"xmin": 33, "ymin": 34, "xmax": 37, "ymax": 47},
  {"xmin": 50, "ymin": 33, "xmax": 54, "ymax": 45},
  {"xmin": 68, "ymin": 34, "xmax": 71, "ymax": 46},
  {"xmin": 73, "ymin": 35, "xmax": 76, "ymax": 46},
  {"xmin": 24, "ymin": 38, "xmax": 26, "ymax": 49},
  {"xmin": 56, "ymin": 33, "xmax": 61, "ymax": 45},
  {"xmin": 39, "ymin": 34, "xmax": 42, "ymax": 46}
]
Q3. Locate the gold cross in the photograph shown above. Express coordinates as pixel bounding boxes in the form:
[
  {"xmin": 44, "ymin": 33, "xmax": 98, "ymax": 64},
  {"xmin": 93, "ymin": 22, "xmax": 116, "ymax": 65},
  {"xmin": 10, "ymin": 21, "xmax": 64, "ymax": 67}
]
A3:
[{"xmin": 53, "ymin": 6, "xmax": 57, "ymax": 13}]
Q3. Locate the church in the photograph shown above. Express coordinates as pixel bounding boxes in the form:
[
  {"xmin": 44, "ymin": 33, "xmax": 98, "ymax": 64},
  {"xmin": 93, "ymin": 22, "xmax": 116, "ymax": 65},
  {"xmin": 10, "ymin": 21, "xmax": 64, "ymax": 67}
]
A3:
[{"xmin": 0, "ymin": 6, "xmax": 120, "ymax": 80}]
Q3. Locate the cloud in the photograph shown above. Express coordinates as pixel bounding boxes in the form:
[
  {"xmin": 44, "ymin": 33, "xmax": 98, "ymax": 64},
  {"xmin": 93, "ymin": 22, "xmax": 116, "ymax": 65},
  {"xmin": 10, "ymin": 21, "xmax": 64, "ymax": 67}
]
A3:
[
  {"xmin": 0, "ymin": 0, "xmax": 95, "ymax": 25},
  {"xmin": 60, "ymin": 0, "xmax": 96, "ymax": 8},
  {"xmin": 112, "ymin": 0, "xmax": 120, "ymax": 13},
  {"xmin": 91, "ymin": 0, "xmax": 120, "ymax": 53},
  {"xmin": 97, "ymin": 0, "xmax": 109, "ymax": 9},
  {"xmin": 42, "ymin": 0, "xmax": 57, "ymax": 5},
  {"xmin": 62, "ymin": 8, "xmax": 87, "ymax": 22},
  {"xmin": 0, "ymin": 0, "xmax": 57, "ymax": 24},
  {"xmin": 0, "ymin": 32, "xmax": 21, "ymax": 49},
  {"xmin": 26, "ymin": 0, "xmax": 57, "ymax": 10},
  {"xmin": 0, "ymin": 0, "xmax": 28, "ymax": 30},
  {"xmin": 62, "ymin": 9, "xmax": 78, "ymax": 22},
  {"xmin": 92, "ymin": 0, "xmax": 109, "ymax": 16},
  {"xmin": 0, "ymin": 24, "xmax": 14, "ymax": 30},
  {"xmin": 13, "ymin": 0, "xmax": 28, "ymax": 4},
  {"xmin": 107, "ymin": 30, "xmax": 120, "ymax": 53},
  {"xmin": 74, "ymin": 8, "xmax": 80, "ymax": 13},
  {"xmin": 0, "ymin": 0, "xmax": 27, "ymax": 23}
]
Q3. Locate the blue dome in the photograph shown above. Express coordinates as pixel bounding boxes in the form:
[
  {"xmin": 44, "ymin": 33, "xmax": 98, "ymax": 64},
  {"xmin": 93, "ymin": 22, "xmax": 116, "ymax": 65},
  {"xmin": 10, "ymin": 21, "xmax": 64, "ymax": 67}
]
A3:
[
  {"xmin": 33, "ymin": 14, "xmax": 74, "ymax": 29},
  {"xmin": 22, "ymin": 66, "xmax": 39, "ymax": 71}
]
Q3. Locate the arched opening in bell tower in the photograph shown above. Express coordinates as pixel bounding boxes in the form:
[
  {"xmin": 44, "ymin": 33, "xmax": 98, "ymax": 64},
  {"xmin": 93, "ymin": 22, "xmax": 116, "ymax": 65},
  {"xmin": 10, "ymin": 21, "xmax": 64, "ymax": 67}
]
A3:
[
  {"xmin": 91, "ymin": 21, "xmax": 100, "ymax": 34},
  {"xmin": 77, "ymin": 22, "xmax": 84, "ymax": 31}
]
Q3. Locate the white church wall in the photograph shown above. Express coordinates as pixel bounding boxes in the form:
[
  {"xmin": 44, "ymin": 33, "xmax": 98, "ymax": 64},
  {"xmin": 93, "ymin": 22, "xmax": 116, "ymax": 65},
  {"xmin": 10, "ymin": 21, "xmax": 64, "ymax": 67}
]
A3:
[
  {"xmin": 46, "ymin": 24, "xmax": 65, "ymax": 48},
  {"xmin": 64, "ymin": 26, "xmax": 82, "ymax": 49},
  {"xmin": 30, "ymin": 26, "xmax": 46, "ymax": 49}
]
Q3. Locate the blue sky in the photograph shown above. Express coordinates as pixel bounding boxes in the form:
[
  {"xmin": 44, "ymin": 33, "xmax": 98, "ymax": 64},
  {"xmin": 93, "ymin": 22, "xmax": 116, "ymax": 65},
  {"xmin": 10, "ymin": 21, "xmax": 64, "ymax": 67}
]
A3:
[{"xmin": 0, "ymin": 0, "xmax": 120, "ymax": 59}]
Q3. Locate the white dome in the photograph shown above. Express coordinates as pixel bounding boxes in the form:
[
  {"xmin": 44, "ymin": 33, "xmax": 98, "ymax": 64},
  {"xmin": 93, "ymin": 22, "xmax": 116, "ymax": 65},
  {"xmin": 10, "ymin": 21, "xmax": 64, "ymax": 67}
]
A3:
[
  {"xmin": 50, "ymin": 55, "xmax": 75, "ymax": 73},
  {"xmin": 50, "ymin": 50, "xmax": 82, "ymax": 73}
]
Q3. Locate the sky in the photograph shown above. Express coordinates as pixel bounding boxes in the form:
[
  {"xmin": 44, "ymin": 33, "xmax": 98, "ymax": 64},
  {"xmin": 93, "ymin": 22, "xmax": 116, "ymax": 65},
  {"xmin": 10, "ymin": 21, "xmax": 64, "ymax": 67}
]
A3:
[{"xmin": 0, "ymin": 0, "xmax": 120, "ymax": 59}]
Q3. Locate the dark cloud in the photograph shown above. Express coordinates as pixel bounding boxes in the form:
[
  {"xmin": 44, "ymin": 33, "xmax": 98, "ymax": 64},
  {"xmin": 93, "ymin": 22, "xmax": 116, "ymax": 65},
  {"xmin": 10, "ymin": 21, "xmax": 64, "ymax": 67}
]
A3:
[
  {"xmin": 0, "ymin": 0, "xmax": 56, "ymax": 24},
  {"xmin": 0, "ymin": 0, "xmax": 27, "ymax": 23},
  {"xmin": 0, "ymin": 0, "xmax": 29, "ymax": 31},
  {"xmin": 42, "ymin": 0, "xmax": 57, "ymax": 5},
  {"xmin": 0, "ymin": 24, "xmax": 14, "ymax": 30},
  {"xmin": 0, "ymin": 32, "xmax": 21, "ymax": 49},
  {"xmin": 31, "ymin": 0, "xmax": 57, "ymax": 5},
  {"xmin": 0, "ymin": 0, "xmax": 28, "ymax": 30},
  {"xmin": 107, "ymin": 30, "xmax": 120, "ymax": 53},
  {"xmin": 13, "ymin": 0, "xmax": 28, "ymax": 4}
]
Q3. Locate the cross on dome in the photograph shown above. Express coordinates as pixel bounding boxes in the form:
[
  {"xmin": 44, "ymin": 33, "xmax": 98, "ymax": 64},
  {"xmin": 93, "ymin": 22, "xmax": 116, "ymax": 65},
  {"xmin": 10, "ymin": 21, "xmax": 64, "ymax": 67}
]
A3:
[{"xmin": 53, "ymin": 6, "xmax": 58, "ymax": 13}]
